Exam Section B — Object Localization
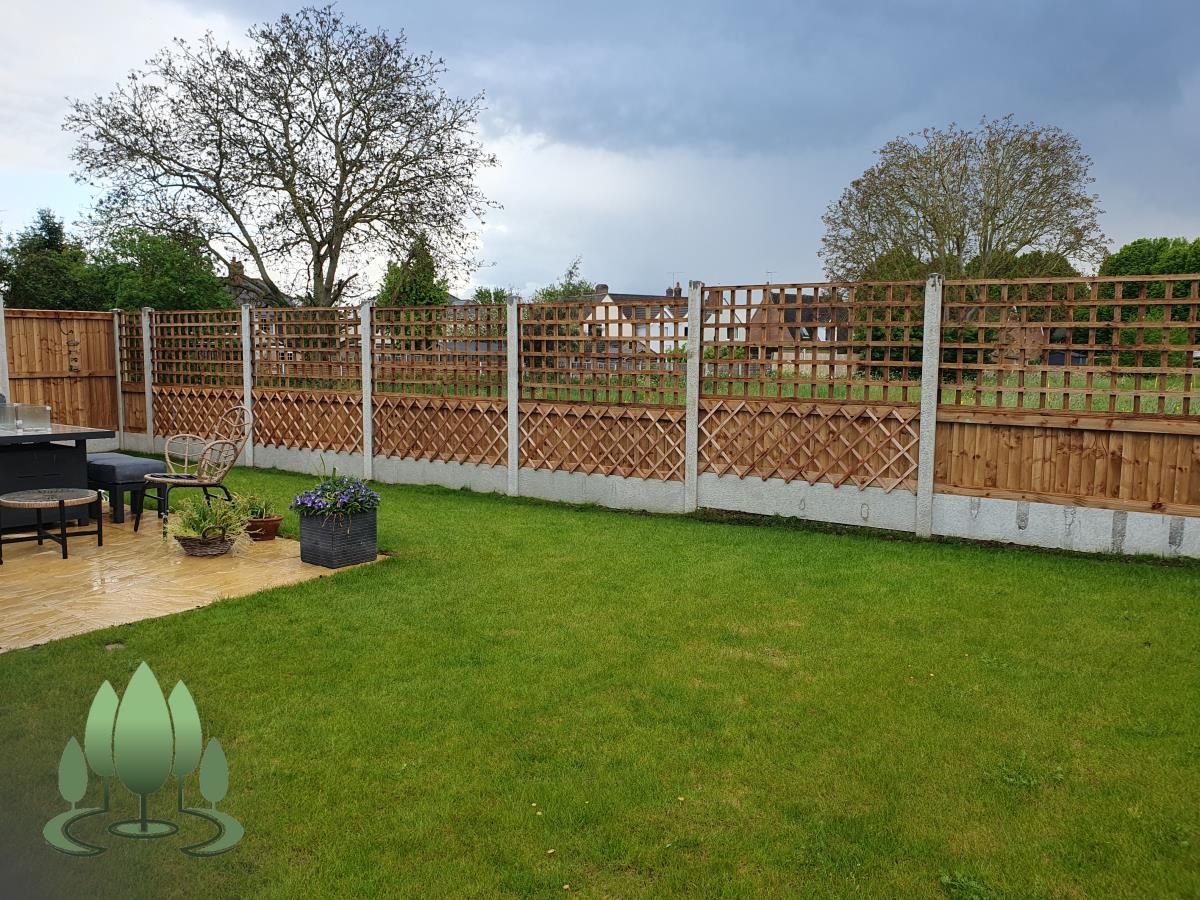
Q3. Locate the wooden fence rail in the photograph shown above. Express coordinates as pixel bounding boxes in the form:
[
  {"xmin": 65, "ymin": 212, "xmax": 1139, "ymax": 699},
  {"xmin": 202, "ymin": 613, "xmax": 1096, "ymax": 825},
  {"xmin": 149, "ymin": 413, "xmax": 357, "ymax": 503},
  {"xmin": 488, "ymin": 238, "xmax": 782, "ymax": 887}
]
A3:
[{"xmin": 3, "ymin": 274, "xmax": 1197, "ymax": 534}]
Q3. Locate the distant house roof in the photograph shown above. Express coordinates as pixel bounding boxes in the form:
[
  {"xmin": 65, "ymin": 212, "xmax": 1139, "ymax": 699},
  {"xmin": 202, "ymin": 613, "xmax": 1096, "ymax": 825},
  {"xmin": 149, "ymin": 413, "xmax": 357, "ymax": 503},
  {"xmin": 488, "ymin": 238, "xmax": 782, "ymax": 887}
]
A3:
[{"xmin": 576, "ymin": 283, "xmax": 688, "ymax": 320}]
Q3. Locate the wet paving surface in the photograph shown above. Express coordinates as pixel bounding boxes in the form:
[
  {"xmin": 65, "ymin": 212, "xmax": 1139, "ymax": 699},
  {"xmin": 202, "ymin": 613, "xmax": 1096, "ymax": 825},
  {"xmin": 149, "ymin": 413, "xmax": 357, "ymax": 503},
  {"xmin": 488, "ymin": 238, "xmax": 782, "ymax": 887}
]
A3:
[{"xmin": 0, "ymin": 511, "xmax": 333, "ymax": 652}]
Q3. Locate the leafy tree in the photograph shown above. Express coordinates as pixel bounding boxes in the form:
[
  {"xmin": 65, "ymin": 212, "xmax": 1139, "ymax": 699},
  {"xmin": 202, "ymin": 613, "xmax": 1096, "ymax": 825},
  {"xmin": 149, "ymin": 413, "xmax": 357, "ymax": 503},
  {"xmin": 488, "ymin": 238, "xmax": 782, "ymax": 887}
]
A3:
[
  {"xmin": 113, "ymin": 662, "xmax": 174, "ymax": 832},
  {"xmin": 377, "ymin": 234, "xmax": 450, "ymax": 306},
  {"xmin": 90, "ymin": 228, "xmax": 230, "ymax": 311},
  {"xmin": 0, "ymin": 209, "xmax": 101, "ymax": 310},
  {"xmin": 1100, "ymin": 237, "xmax": 1200, "ymax": 276},
  {"xmin": 821, "ymin": 116, "xmax": 1108, "ymax": 281},
  {"xmin": 83, "ymin": 681, "xmax": 119, "ymax": 809},
  {"xmin": 532, "ymin": 257, "xmax": 594, "ymax": 303},
  {"xmin": 472, "ymin": 286, "xmax": 519, "ymax": 303},
  {"xmin": 987, "ymin": 250, "xmax": 1079, "ymax": 279},
  {"xmin": 66, "ymin": 5, "xmax": 495, "ymax": 306},
  {"xmin": 57, "ymin": 738, "xmax": 89, "ymax": 809}
]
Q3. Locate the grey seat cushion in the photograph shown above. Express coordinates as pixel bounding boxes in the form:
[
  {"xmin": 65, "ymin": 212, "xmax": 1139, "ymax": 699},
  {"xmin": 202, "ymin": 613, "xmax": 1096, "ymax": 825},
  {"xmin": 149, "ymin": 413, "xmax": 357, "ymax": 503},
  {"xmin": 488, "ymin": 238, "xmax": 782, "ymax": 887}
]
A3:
[{"xmin": 86, "ymin": 453, "xmax": 163, "ymax": 484}]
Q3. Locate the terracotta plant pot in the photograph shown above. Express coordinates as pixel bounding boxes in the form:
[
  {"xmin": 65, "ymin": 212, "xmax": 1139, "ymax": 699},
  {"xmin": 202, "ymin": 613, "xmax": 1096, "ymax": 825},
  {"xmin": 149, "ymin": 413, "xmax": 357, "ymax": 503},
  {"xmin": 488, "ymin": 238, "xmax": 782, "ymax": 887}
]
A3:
[{"xmin": 245, "ymin": 515, "xmax": 283, "ymax": 541}]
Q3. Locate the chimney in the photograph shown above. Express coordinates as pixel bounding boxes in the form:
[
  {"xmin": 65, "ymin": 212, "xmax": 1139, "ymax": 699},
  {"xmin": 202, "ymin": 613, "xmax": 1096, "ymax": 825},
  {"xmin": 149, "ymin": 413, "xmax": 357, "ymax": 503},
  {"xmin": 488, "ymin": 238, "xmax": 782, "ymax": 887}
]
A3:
[
  {"xmin": 674, "ymin": 282, "xmax": 683, "ymax": 298},
  {"xmin": 594, "ymin": 283, "xmax": 609, "ymax": 295},
  {"xmin": 228, "ymin": 257, "xmax": 245, "ymax": 279}
]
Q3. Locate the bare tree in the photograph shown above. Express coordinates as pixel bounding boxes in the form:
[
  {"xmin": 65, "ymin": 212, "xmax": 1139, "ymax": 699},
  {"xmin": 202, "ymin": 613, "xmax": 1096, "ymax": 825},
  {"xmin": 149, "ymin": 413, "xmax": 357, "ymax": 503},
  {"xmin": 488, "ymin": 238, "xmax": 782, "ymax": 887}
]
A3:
[
  {"xmin": 65, "ymin": 5, "xmax": 496, "ymax": 306},
  {"xmin": 820, "ymin": 116, "xmax": 1108, "ymax": 282}
]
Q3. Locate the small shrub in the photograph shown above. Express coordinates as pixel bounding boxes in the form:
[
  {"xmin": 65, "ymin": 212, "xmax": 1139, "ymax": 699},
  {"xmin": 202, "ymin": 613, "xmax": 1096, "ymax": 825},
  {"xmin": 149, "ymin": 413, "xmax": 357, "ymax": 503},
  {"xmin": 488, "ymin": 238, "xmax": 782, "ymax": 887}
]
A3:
[
  {"xmin": 168, "ymin": 496, "xmax": 247, "ymax": 539},
  {"xmin": 237, "ymin": 494, "xmax": 278, "ymax": 519}
]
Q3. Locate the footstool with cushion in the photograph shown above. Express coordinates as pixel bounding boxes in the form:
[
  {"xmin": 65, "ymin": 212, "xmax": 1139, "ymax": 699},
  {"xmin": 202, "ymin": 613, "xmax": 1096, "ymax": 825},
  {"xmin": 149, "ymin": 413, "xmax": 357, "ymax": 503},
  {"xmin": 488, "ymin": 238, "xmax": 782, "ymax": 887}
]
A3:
[{"xmin": 87, "ymin": 452, "xmax": 163, "ymax": 529}]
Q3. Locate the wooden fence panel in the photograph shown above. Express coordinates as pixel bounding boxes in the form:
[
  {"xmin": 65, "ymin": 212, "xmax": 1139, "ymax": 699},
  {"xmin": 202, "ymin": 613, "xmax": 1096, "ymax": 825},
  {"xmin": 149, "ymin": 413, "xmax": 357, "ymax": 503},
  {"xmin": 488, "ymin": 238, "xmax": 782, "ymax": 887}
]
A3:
[
  {"xmin": 520, "ymin": 299, "xmax": 686, "ymax": 405},
  {"xmin": 517, "ymin": 298, "xmax": 686, "ymax": 478},
  {"xmin": 252, "ymin": 388, "xmax": 363, "ymax": 453},
  {"xmin": 251, "ymin": 308, "xmax": 362, "ymax": 452},
  {"xmin": 934, "ymin": 412, "xmax": 1200, "ymax": 515},
  {"xmin": 939, "ymin": 275, "xmax": 1200, "ymax": 415},
  {"xmin": 520, "ymin": 402, "xmax": 686, "ymax": 480},
  {"xmin": 151, "ymin": 309, "xmax": 243, "ymax": 437},
  {"xmin": 374, "ymin": 395, "xmax": 506, "ymax": 465},
  {"xmin": 117, "ymin": 311, "xmax": 145, "ymax": 432},
  {"xmin": 699, "ymin": 399, "xmax": 919, "ymax": 491},
  {"xmin": 4, "ymin": 309, "xmax": 117, "ymax": 429},
  {"xmin": 374, "ymin": 304, "xmax": 506, "ymax": 398},
  {"xmin": 153, "ymin": 385, "xmax": 244, "ymax": 438},
  {"xmin": 371, "ymin": 305, "xmax": 508, "ymax": 464},
  {"xmin": 700, "ymin": 283, "xmax": 925, "ymax": 493}
]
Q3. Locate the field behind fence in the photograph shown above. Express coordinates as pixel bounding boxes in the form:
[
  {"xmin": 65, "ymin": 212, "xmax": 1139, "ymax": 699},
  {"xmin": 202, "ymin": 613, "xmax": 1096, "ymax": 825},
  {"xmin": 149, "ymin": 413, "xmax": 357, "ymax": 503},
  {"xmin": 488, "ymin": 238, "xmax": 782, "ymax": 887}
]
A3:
[{"xmin": 2, "ymin": 273, "xmax": 1198, "ymax": 554}]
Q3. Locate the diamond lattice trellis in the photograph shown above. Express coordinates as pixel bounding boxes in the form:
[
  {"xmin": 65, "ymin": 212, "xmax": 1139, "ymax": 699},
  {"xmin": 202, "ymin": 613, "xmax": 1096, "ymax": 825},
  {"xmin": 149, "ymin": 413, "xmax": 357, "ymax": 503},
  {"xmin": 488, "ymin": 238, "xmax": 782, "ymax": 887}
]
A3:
[
  {"xmin": 152, "ymin": 386, "xmax": 243, "ymax": 438},
  {"xmin": 252, "ymin": 389, "xmax": 362, "ymax": 453},
  {"xmin": 520, "ymin": 402, "xmax": 686, "ymax": 481},
  {"xmin": 374, "ymin": 395, "xmax": 507, "ymax": 466},
  {"xmin": 699, "ymin": 399, "xmax": 919, "ymax": 493}
]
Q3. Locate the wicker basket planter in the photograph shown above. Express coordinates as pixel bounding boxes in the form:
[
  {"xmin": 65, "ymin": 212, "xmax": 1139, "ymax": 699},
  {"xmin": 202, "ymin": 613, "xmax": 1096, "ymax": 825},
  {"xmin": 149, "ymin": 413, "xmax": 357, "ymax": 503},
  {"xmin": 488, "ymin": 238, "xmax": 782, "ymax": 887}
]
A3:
[
  {"xmin": 299, "ymin": 509, "xmax": 377, "ymax": 568},
  {"xmin": 175, "ymin": 526, "xmax": 235, "ymax": 558}
]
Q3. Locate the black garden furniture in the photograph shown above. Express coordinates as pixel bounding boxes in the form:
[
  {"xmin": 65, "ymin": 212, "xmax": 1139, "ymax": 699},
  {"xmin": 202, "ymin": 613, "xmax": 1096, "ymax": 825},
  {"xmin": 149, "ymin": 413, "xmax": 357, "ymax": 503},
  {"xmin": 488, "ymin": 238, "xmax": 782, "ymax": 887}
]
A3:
[
  {"xmin": 0, "ymin": 488, "xmax": 103, "ymax": 564},
  {"xmin": 86, "ymin": 452, "xmax": 163, "ymax": 528}
]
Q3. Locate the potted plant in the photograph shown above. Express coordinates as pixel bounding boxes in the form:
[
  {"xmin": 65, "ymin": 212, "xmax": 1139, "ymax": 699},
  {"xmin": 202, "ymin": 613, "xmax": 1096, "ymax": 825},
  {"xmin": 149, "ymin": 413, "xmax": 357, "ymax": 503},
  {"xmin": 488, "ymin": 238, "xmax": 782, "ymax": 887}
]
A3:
[
  {"xmin": 169, "ymin": 497, "xmax": 246, "ymax": 558},
  {"xmin": 290, "ymin": 473, "xmax": 380, "ymax": 568},
  {"xmin": 239, "ymin": 494, "xmax": 283, "ymax": 541}
]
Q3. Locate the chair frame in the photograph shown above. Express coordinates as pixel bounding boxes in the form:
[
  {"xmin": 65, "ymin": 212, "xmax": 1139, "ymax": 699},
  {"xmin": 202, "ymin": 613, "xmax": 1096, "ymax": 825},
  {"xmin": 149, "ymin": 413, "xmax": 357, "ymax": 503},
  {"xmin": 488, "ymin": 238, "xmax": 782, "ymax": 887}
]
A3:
[{"xmin": 140, "ymin": 405, "xmax": 250, "ymax": 537}]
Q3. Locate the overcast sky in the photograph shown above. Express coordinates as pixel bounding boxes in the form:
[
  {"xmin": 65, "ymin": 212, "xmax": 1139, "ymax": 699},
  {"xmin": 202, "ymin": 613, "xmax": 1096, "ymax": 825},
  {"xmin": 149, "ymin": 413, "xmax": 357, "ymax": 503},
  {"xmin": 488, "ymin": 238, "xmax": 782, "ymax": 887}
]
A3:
[{"xmin": 1, "ymin": 0, "xmax": 1198, "ymax": 297}]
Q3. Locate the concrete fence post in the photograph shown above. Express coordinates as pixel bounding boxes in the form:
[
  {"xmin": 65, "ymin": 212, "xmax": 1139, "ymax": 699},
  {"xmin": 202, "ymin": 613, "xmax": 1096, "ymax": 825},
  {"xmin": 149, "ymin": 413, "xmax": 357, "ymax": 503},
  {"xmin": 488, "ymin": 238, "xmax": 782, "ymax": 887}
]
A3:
[
  {"xmin": 359, "ymin": 302, "xmax": 374, "ymax": 481},
  {"xmin": 683, "ymin": 280, "xmax": 703, "ymax": 513},
  {"xmin": 506, "ymin": 295, "xmax": 520, "ymax": 496},
  {"xmin": 140, "ymin": 307, "xmax": 154, "ymax": 447},
  {"xmin": 240, "ymin": 302, "xmax": 255, "ymax": 468},
  {"xmin": 914, "ymin": 273, "xmax": 944, "ymax": 538},
  {"xmin": 0, "ymin": 287, "xmax": 10, "ymax": 400},
  {"xmin": 112, "ymin": 310, "xmax": 125, "ymax": 449}
]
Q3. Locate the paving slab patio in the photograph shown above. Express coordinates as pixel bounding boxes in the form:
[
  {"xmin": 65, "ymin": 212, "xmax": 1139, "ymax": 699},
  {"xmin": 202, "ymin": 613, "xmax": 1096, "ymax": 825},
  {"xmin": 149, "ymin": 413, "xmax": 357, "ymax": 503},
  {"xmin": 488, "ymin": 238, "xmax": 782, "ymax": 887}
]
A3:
[{"xmin": 0, "ymin": 514, "xmax": 339, "ymax": 652}]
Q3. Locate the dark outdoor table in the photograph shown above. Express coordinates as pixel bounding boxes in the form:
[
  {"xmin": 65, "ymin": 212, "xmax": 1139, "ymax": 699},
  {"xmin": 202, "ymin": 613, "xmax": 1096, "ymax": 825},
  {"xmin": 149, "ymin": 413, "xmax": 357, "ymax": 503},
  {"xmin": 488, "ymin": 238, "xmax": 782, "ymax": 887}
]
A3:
[{"xmin": 0, "ymin": 424, "xmax": 116, "ymax": 532}]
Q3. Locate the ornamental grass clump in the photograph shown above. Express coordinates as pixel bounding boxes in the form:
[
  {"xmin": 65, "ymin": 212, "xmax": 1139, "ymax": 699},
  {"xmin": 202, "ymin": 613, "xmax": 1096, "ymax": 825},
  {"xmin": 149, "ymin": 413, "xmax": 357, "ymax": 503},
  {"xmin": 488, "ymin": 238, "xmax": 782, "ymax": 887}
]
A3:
[
  {"xmin": 168, "ymin": 496, "xmax": 247, "ymax": 540},
  {"xmin": 290, "ymin": 474, "xmax": 381, "ymax": 520}
]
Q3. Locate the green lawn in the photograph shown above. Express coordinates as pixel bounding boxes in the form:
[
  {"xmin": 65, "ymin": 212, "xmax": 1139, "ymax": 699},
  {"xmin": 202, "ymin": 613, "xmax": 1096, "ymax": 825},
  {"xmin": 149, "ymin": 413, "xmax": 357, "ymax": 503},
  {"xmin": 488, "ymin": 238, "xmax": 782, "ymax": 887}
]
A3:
[{"xmin": 1, "ymin": 469, "xmax": 1198, "ymax": 898}]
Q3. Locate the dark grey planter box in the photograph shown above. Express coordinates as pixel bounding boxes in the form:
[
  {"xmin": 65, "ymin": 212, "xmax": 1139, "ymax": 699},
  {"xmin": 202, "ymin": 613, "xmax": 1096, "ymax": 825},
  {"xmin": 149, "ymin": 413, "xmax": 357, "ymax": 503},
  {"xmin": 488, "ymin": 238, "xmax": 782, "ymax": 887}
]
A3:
[{"xmin": 299, "ymin": 509, "xmax": 377, "ymax": 568}]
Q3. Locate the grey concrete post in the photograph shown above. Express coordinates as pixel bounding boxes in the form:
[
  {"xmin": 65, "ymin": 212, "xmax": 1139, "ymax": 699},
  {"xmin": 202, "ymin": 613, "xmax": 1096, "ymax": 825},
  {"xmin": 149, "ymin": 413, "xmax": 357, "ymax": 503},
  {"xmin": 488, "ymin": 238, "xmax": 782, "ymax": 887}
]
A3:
[
  {"xmin": 359, "ymin": 302, "xmax": 374, "ymax": 481},
  {"xmin": 240, "ymin": 302, "xmax": 255, "ymax": 467},
  {"xmin": 112, "ymin": 310, "xmax": 125, "ymax": 449},
  {"xmin": 914, "ymin": 274, "xmax": 944, "ymax": 538},
  {"xmin": 506, "ymin": 295, "xmax": 520, "ymax": 495},
  {"xmin": 140, "ymin": 307, "xmax": 155, "ymax": 443},
  {"xmin": 0, "ymin": 287, "xmax": 11, "ymax": 400},
  {"xmin": 683, "ymin": 280, "xmax": 703, "ymax": 513}
]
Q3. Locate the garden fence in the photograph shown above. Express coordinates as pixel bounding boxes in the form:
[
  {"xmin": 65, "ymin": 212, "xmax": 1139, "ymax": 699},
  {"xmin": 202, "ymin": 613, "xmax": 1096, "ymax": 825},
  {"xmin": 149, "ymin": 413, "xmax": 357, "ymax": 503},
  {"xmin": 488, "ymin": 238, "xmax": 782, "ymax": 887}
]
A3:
[{"xmin": 2, "ymin": 273, "xmax": 1197, "ymax": 556}]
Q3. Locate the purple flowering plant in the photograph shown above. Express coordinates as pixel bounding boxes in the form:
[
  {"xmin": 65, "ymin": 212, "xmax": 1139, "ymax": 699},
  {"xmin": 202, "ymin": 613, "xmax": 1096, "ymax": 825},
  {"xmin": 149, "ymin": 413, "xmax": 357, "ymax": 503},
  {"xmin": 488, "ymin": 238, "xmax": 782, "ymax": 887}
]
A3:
[{"xmin": 290, "ymin": 472, "xmax": 381, "ymax": 519}]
